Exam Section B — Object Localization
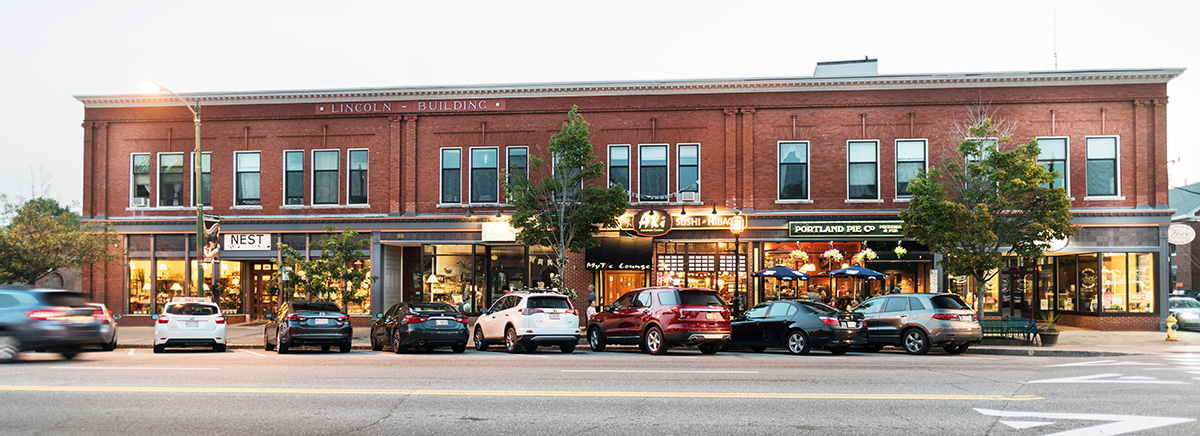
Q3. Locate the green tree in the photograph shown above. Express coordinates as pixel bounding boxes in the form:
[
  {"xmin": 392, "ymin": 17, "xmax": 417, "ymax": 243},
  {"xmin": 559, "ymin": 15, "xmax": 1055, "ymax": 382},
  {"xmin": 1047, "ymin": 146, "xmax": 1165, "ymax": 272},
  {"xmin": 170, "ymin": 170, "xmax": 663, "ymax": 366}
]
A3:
[
  {"xmin": 0, "ymin": 196, "xmax": 121, "ymax": 284},
  {"xmin": 899, "ymin": 116, "xmax": 1076, "ymax": 315},
  {"xmin": 272, "ymin": 226, "xmax": 376, "ymax": 312},
  {"xmin": 503, "ymin": 106, "xmax": 630, "ymax": 298}
]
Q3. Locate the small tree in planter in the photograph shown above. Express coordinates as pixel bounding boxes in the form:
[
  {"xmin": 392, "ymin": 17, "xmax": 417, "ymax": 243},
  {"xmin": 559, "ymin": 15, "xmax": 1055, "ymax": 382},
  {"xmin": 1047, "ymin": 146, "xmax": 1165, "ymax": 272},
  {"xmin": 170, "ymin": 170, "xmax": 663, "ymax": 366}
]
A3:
[{"xmin": 1038, "ymin": 311, "xmax": 1060, "ymax": 347}]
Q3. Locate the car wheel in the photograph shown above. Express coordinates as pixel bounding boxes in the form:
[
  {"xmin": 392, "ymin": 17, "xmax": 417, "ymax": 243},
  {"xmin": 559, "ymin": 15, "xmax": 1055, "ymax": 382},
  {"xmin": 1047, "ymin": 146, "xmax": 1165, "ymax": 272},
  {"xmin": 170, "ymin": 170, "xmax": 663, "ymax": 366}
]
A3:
[
  {"xmin": 902, "ymin": 329, "xmax": 931, "ymax": 355},
  {"xmin": 827, "ymin": 346, "xmax": 849, "ymax": 355},
  {"xmin": 214, "ymin": 344, "xmax": 227, "ymax": 353},
  {"xmin": 504, "ymin": 327, "xmax": 519, "ymax": 353},
  {"xmin": 102, "ymin": 337, "xmax": 116, "ymax": 352},
  {"xmin": 588, "ymin": 327, "xmax": 606, "ymax": 352},
  {"xmin": 786, "ymin": 330, "xmax": 811, "ymax": 355},
  {"xmin": 265, "ymin": 336, "xmax": 274, "ymax": 351},
  {"xmin": 750, "ymin": 346, "xmax": 766, "ymax": 353},
  {"xmin": 370, "ymin": 334, "xmax": 382, "ymax": 351},
  {"xmin": 0, "ymin": 335, "xmax": 20, "ymax": 363},
  {"xmin": 451, "ymin": 343, "xmax": 467, "ymax": 353},
  {"xmin": 943, "ymin": 344, "xmax": 970, "ymax": 355},
  {"xmin": 153, "ymin": 344, "xmax": 165, "ymax": 354},
  {"xmin": 697, "ymin": 343, "xmax": 720, "ymax": 355},
  {"xmin": 560, "ymin": 342, "xmax": 576, "ymax": 353},
  {"xmin": 60, "ymin": 348, "xmax": 80, "ymax": 360},
  {"xmin": 392, "ymin": 331, "xmax": 407, "ymax": 354},
  {"xmin": 276, "ymin": 331, "xmax": 289, "ymax": 354},
  {"xmin": 644, "ymin": 326, "xmax": 667, "ymax": 355},
  {"xmin": 474, "ymin": 326, "xmax": 488, "ymax": 351},
  {"xmin": 321, "ymin": 345, "xmax": 331, "ymax": 352},
  {"xmin": 524, "ymin": 343, "xmax": 538, "ymax": 352},
  {"xmin": 340, "ymin": 341, "xmax": 351, "ymax": 353}
]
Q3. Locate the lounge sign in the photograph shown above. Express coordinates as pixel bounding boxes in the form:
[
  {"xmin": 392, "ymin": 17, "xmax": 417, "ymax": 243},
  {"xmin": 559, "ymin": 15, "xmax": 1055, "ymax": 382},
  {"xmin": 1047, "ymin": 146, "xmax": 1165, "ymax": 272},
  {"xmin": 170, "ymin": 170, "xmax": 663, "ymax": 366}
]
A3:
[{"xmin": 788, "ymin": 220, "xmax": 903, "ymax": 238}]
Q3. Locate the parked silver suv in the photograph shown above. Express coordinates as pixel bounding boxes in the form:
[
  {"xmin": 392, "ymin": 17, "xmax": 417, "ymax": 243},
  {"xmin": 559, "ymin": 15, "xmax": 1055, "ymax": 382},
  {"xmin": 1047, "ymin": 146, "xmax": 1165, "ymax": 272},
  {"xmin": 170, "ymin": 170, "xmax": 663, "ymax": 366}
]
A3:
[{"xmin": 853, "ymin": 293, "xmax": 981, "ymax": 355}]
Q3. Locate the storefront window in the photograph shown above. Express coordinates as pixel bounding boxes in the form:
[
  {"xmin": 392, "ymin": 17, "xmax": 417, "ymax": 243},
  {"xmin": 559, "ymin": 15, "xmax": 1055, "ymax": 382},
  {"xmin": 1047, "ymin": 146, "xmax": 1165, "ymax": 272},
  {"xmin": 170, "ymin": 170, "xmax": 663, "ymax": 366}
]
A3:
[
  {"xmin": 1057, "ymin": 255, "xmax": 1076, "ymax": 311},
  {"xmin": 344, "ymin": 260, "xmax": 372, "ymax": 315},
  {"xmin": 1131, "ymin": 253, "xmax": 1154, "ymax": 313},
  {"xmin": 1102, "ymin": 253, "xmax": 1128, "ymax": 312},
  {"xmin": 216, "ymin": 261, "xmax": 242, "ymax": 314},
  {"xmin": 1077, "ymin": 254, "xmax": 1099, "ymax": 312},
  {"xmin": 155, "ymin": 260, "xmax": 187, "ymax": 312},
  {"xmin": 1037, "ymin": 257, "xmax": 1055, "ymax": 311},
  {"xmin": 129, "ymin": 260, "xmax": 152, "ymax": 314}
]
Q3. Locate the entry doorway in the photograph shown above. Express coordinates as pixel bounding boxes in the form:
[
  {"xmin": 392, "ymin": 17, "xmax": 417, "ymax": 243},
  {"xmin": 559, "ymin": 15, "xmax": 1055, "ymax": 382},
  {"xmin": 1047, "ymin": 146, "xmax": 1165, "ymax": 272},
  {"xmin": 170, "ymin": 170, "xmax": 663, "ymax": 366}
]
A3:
[
  {"xmin": 248, "ymin": 262, "xmax": 278, "ymax": 321},
  {"xmin": 601, "ymin": 271, "xmax": 645, "ymax": 306}
]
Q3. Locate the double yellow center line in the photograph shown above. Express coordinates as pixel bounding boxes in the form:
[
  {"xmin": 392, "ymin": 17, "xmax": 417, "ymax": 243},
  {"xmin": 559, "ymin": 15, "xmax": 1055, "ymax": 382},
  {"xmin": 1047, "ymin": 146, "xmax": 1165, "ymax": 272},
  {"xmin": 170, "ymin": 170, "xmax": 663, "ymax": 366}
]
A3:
[{"xmin": 0, "ymin": 385, "xmax": 1041, "ymax": 401}]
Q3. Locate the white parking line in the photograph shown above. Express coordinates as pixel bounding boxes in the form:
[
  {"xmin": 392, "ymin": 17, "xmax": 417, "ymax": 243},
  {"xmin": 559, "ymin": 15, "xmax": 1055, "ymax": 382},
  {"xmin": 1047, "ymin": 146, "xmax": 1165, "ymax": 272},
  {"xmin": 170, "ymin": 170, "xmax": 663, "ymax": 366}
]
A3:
[
  {"xmin": 50, "ymin": 366, "xmax": 221, "ymax": 371},
  {"xmin": 563, "ymin": 369, "xmax": 758, "ymax": 374},
  {"xmin": 238, "ymin": 350, "xmax": 267, "ymax": 357}
]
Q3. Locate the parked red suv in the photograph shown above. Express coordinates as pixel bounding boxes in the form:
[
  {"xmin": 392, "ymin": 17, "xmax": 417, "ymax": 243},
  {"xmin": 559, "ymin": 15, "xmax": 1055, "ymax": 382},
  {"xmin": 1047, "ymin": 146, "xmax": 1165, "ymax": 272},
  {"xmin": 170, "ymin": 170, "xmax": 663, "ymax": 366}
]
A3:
[{"xmin": 587, "ymin": 287, "xmax": 731, "ymax": 355}]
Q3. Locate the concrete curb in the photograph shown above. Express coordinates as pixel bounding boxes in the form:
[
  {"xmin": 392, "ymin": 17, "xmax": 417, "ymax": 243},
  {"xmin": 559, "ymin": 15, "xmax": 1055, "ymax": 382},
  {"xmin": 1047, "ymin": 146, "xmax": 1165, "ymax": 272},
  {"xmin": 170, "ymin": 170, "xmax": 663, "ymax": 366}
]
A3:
[{"xmin": 966, "ymin": 348, "xmax": 1134, "ymax": 357}]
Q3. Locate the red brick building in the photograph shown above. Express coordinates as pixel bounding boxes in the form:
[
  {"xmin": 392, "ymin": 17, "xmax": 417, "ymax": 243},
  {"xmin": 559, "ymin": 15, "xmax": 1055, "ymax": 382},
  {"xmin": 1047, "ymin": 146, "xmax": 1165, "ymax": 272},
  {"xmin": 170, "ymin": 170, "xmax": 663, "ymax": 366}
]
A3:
[{"xmin": 76, "ymin": 62, "xmax": 1182, "ymax": 330}]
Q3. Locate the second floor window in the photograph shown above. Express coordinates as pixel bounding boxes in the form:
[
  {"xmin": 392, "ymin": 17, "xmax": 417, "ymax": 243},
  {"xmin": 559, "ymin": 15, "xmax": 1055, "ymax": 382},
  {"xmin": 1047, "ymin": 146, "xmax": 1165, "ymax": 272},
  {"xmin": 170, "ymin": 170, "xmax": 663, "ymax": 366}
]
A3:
[
  {"xmin": 159, "ymin": 153, "xmax": 184, "ymax": 207},
  {"xmin": 193, "ymin": 152, "xmax": 210, "ymax": 206},
  {"xmin": 1037, "ymin": 137, "xmax": 1068, "ymax": 190},
  {"xmin": 1086, "ymin": 136, "xmax": 1118, "ymax": 197},
  {"xmin": 349, "ymin": 150, "xmax": 368, "ymax": 204},
  {"xmin": 285, "ymin": 151, "xmax": 304, "ymax": 205},
  {"xmin": 471, "ymin": 148, "xmax": 498, "ymax": 203},
  {"xmin": 848, "ymin": 140, "xmax": 879, "ymax": 199},
  {"xmin": 441, "ymin": 148, "xmax": 461, "ymax": 204},
  {"xmin": 609, "ymin": 145, "xmax": 630, "ymax": 190},
  {"xmin": 313, "ymin": 150, "xmax": 339, "ymax": 205},
  {"xmin": 778, "ymin": 142, "xmax": 809, "ymax": 200},
  {"xmin": 895, "ymin": 140, "xmax": 926, "ymax": 197},
  {"xmin": 639, "ymin": 144, "xmax": 667, "ymax": 201},
  {"xmin": 678, "ymin": 144, "xmax": 699, "ymax": 196},
  {"xmin": 235, "ymin": 152, "xmax": 261, "ymax": 205},
  {"xmin": 506, "ymin": 147, "xmax": 527, "ymax": 200},
  {"xmin": 132, "ymin": 154, "xmax": 150, "ymax": 207}
]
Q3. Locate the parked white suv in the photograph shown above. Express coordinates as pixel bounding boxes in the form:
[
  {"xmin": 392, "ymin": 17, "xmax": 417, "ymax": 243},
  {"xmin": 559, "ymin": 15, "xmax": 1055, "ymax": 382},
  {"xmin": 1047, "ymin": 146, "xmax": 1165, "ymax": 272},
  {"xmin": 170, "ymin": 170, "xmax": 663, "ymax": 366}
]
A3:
[
  {"xmin": 153, "ymin": 297, "xmax": 226, "ymax": 353},
  {"xmin": 473, "ymin": 291, "xmax": 580, "ymax": 353}
]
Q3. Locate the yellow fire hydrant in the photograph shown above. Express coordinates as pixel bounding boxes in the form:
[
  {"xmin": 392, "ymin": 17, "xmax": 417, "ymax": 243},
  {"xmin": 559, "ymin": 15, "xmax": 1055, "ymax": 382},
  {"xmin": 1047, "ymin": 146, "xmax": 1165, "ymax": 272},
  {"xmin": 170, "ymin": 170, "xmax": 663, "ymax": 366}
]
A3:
[{"xmin": 1166, "ymin": 314, "xmax": 1179, "ymax": 341}]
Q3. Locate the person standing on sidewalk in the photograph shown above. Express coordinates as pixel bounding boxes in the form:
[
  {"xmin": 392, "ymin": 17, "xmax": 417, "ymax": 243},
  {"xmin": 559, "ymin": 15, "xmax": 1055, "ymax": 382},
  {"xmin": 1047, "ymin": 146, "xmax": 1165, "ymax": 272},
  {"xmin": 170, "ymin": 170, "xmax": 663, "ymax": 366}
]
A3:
[{"xmin": 585, "ymin": 284, "xmax": 597, "ymax": 322}]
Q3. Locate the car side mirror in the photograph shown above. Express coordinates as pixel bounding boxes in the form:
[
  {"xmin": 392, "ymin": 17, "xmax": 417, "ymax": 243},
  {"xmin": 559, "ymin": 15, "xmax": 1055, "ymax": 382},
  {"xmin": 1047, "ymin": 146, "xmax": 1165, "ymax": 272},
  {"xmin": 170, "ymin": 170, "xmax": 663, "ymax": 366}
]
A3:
[
  {"xmin": 112, "ymin": 314, "xmax": 122, "ymax": 320},
  {"xmin": 605, "ymin": 305, "xmax": 613, "ymax": 312},
  {"xmin": 265, "ymin": 313, "xmax": 273, "ymax": 320},
  {"xmin": 375, "ymin": 313, "xmax": 383, "ymax": 319},
  {"xmin": 151, "ymin": 314, "xmax": 159, "ymax": 320}
]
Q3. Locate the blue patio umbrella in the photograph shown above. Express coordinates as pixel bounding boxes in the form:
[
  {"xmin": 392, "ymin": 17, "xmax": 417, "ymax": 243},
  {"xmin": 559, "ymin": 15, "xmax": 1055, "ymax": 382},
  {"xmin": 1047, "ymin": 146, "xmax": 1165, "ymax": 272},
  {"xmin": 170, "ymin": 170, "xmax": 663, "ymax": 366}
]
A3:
[
  {"xmin": 751, "ymin": 265, "xmax": 810, "ymax": 281},
  {"xmin": 826, "ymin": 265, "xmax": 885, "ymax": 280}
]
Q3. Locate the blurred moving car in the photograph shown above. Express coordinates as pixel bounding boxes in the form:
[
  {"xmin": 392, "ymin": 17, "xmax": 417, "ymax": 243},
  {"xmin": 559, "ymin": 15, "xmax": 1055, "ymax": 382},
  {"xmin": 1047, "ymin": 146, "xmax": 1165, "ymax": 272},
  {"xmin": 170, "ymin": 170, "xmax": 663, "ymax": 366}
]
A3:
[
  {"xmin": 1168, "ymin": 296, "xmax": 1200, "ymax": 331},
  {"xmin": 0, "ymin": 286, "xmax": 105, "ymax": 363},
  {"xmin": 153, "ymin": 297, "xmax": 226, "ymax": 353},
  {"xmin": 474, "ymin": 290, "xmax": 580, "ymax": 353},
  {"xmin": 587, "ymin": 287, "xmax": 730, "ymax": 355},
  {"xmin": 87, "ymin": 303, "xmax": 119, "ymax": 351},
  {"xmin": 853, "ymin": 293, "xmax": 981, "ymax": 355},
  {"xmin": 371, "ymin": 302, "xmax": 469, "ymax": 353},
  {"xmin": 728, "ymin": 300, "xmax": 866, "ymax": 355},
  {"xmin": 264, "ymin": 301, "xmax": 352, "ymax": 354}
]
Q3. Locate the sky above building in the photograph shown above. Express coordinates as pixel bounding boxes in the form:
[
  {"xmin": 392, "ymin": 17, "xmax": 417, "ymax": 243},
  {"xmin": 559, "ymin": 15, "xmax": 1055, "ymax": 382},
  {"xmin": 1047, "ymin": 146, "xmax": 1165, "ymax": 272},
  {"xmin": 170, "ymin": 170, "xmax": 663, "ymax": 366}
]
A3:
[{"xmin": 1, "ymin": 0, "xmax": 1196, "ymax": 207}]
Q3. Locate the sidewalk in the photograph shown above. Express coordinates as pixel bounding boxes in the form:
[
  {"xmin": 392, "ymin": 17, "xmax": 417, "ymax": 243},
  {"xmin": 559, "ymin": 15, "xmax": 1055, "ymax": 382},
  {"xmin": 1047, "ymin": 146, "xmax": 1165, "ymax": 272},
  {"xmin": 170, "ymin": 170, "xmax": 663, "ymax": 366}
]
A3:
[{"xmin": 112, "ymin": 323, "xmax": 1200, "ymax": 356}]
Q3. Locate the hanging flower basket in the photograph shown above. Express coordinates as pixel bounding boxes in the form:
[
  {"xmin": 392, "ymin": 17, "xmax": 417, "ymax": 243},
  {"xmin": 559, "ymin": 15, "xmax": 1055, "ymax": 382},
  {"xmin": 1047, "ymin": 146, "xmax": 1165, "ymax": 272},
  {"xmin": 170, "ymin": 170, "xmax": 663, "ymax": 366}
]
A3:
[
  {"xmin": 893, "ymin": 245, "xmax": 908, "ymax": 258},
  {"xmin": 788, "ymin": 249, "xmax": 809, "ymax": 263},
  {"xmin": 822, "ymin": 249, "xmax": 843, "ymax": 262},
  {"xmin": 853, "ymin": 248, "xmax": 877, "ymax": 265}
]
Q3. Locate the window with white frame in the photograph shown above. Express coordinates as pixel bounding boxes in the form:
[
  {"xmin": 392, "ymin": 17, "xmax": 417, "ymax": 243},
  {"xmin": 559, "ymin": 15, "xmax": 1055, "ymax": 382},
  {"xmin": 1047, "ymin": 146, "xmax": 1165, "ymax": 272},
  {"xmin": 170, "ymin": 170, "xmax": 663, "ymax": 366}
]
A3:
[
  {"xmin": 470, "ymin": 148, "xmax": 498, "ymax": 203},
  {"xmin": 235, "ymin": 152, "xmax": 261, "ymax": 205},
  {"xmin": 192, "ymin": 152, "xmax": 211, "ymax": 206},
  {"xmin": 678, "ymin": 144, "xmax": 699, "ymax": 199},
  {"xmin": 284, "ymin": 151, "xmax": 304, "ymax": 205},
  {"xmin": 159, "ymin": 153, "xmax": 185, "ymax": 207},
  {"xmin": 778, "ymin": 142, "xmax": 808, "ymax": 200},
  {"xmin": 441, "ymin": 148, "xmax": 461, "ymax": 204},
  {"xmin": 1086, "ymin": 136, "xmax": 1119, "ymax": 197},
  {"xmin": 639, "ymin": 144, "xmax": 668, "ymax": 201},
  {"xmin": 506, "ymin": 147, "xmax": 527, "ymax": 200},
  {"xmin": 848, "ymin": 141, "xmax": 879, "ymax": 199},
  {"xmin": 895, "ymin": 140, "xmax": 926, "ymax": 198},
  {"xmin": 313, "ymin": 150, "xmax": 339, "ymax": 205},
  {"xmin": 348, "ymin": 149, "xmax": 368, "ymax": 204},
  {"xmin": 131, "ymin": 154, "xmax": 150, "ymax": 207},
  {"xmin": 608, "ymin": 145, "xmax": 630, "ymax": 190},
  {"xmin": 1037, "ymin": 137, "xmax": 1068, "ymax": 190}
]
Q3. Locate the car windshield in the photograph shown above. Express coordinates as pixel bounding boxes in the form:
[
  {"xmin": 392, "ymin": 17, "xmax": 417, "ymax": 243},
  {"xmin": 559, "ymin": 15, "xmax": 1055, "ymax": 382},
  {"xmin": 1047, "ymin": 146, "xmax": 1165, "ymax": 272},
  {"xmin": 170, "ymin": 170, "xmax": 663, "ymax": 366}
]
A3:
[
  {"xmin": 166, "ymin": 303, "xmax": 218, "ymax": 315},
  {"xmin": 676, "ymin": 290, "xmax": 726, "ymax": 306},
  {"xmin": 528, "ymin": 297, "xmax": 571, "ymax": 309},
  {"xmin": 410, "ymin": 303, "xmax": 458, "ymax": 313},
  {"xmin": 798, "ymin": 301, "xmax": 839, "ymax": 314},
  {"xmin": 43, "ymin": 292, "xmax": 90, "ymax": 307},
  {"xmin": 930, "ymin": 295, "xmax": 971, "ymax": 310},
  {"xmin": 293, "ymin": 303, "xmax": 341, "ymax": 312},
  {"xmin": 1171, "ymin": 298, "xmax": 1200, "ymax": 309}
]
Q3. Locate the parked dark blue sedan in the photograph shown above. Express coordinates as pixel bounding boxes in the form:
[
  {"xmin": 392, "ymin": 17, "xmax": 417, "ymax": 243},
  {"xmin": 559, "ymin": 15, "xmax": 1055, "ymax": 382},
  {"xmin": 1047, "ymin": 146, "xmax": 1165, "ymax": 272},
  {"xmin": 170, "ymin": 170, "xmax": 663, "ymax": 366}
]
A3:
[
  {"xmin": 371, "ymin": 302, "xmax": 469, "ymax": 353},
  {"xmin": 727, "ymin": 300, "xmax": 866, "ymax": 355}
]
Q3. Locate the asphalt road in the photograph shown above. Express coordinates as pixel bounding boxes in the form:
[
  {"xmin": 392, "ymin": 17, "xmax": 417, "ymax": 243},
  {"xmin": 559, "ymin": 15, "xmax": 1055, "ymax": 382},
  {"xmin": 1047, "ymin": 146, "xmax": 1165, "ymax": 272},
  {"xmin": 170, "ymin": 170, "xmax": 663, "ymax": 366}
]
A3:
[{"xmin": 1, "ymin": 345, "xmax": 1197, "ymax": 435}]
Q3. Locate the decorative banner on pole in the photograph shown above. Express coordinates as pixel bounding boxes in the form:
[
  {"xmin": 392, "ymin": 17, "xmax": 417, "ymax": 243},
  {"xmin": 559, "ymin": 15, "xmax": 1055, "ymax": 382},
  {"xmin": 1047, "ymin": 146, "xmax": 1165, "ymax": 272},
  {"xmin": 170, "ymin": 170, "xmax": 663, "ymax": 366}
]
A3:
[{"xmin": 202, "ymin": 215, "xmax": 220, "ymax": 262}]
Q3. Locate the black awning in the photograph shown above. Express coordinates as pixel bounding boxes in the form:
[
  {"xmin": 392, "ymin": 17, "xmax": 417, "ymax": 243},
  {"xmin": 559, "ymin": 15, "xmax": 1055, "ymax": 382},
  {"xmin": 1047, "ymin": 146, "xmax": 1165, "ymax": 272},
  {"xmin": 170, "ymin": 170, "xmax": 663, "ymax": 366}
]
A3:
[{"xmin": 585, "ymin": 237, "xmax": 653, "ymax": 271}]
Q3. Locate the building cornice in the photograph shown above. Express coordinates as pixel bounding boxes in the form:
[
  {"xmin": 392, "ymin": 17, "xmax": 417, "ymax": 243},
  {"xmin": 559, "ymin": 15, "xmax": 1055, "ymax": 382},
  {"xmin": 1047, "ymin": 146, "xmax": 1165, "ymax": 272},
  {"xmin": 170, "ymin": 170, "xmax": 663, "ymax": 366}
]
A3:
[{"xmin": 74, "ymin": 68, "xmax": 1185, "ymax": 109}]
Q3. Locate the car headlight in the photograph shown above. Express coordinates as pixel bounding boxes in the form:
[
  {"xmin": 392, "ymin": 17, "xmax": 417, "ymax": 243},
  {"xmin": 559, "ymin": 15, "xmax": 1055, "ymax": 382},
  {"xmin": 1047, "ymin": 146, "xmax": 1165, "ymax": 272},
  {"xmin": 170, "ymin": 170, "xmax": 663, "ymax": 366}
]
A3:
[{"xmin": 1178, "ymin": 312, "xmax": 1199, "ymax": 320}]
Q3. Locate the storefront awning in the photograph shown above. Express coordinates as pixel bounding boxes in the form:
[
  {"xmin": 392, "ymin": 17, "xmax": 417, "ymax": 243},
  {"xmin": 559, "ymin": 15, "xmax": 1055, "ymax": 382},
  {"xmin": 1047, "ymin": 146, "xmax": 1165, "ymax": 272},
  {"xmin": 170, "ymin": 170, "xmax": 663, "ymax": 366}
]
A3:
[{"xmin": 585, "ymin": 237, "xmax": 653, "ymax": 271}]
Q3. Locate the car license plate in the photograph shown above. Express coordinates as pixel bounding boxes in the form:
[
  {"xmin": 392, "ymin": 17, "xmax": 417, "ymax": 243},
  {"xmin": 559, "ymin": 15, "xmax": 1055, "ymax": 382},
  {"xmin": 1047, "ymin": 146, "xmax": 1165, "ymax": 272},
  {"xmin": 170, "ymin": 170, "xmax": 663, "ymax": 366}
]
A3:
[
  {"xmin": 185, "ymin": 321, "xmax": 198, "ymax": 328},
  {"xmin": 549, "ymin": 314, "xmax": 561, "ymax": 320},
  {"xmin": 315, "ymin": 318, "xmax": 330, "ymax": 325},
  {"xmin": 67, "ymin": 316, "xmax": 93, "ymax": 325},
  {"xmin": 706, "ymin": 312, "xmax": 718, "ymax": 320},
  {"xmin": 435, "ymin": 319, "xmax": 449, "ymax": 326},
  {"xmin": 961, "ymin": 315, "xmax": 974, "ymax": 322}
]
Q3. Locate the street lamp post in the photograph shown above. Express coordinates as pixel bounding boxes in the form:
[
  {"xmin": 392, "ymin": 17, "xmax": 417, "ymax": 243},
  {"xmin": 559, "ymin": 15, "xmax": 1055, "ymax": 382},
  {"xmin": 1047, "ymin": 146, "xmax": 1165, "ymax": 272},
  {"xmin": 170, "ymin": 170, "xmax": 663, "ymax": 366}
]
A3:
[
  {"xmin": 145, "ymin": 81, "xmax": 205, "ymax": 298},
  {"xmin": 729, "ymin": 212, "xmax": 746, "ymax": 316}
]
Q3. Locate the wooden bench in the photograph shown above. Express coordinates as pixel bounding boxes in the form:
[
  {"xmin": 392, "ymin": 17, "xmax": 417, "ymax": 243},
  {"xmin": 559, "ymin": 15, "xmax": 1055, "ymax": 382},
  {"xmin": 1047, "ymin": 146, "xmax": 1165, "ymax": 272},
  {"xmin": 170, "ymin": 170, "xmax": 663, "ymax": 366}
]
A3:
[{"xmin": 980, "ymin": 318, "xmax": 1037, "ymax": 345}]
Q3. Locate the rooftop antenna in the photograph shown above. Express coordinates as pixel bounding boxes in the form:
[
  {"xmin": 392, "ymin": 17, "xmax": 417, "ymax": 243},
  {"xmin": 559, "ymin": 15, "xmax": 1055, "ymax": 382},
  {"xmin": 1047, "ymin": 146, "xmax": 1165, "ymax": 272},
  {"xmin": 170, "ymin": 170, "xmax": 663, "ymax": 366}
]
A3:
[{"xmin": 1053, "ymin": 8, "xmax": 1059, "ymax": 70}]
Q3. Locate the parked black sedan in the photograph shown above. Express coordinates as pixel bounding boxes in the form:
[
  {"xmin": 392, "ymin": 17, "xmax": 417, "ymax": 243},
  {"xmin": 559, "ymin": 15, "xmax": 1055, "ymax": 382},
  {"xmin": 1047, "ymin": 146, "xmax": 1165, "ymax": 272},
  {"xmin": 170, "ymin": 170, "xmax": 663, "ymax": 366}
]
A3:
[
  {"xmin": 264, "ymin": 301, "xmax": 352, "ymax": 354},
  {"xmin": 371, "ymin": 302, "xmax": 469, "ymax": 353},
  {"xmin": 727, "ymin": 300, "xmax": 866, "ymax": 355}
]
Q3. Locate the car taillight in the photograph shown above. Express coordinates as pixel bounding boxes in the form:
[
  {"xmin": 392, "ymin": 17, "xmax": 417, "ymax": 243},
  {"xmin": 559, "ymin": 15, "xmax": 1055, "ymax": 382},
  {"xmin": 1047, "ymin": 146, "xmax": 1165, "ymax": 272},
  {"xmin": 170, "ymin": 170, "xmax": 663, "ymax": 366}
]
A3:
[
  {"xmin": 28, "ymin": 310, "xmax": 65, "ymax": 320},
  {"xmin": 215, "ymin": 315, "xmax": 226, "ymax": 324},
  {"xmin": 455, "ymin": 316, "xmax": 470, "ymax": 324},
  {"xmin": 519, "ymin": 308, "xmax": 544, "ymax": 315},
  {"xmin": 337, "ymin": 316, "xmax": 349, "ymax": 322},
  {"xmin": 287, "ymin": 314, "xmax": 307, "ymax": 321},
  {"xmin": 819, "ymin": 316, "xmax": 839, "ymax": 326},
  {"xmin": 932, "ymin": 313, "xmax": 958, "ymax": 321},
  {"xmin": 157, "ymin": 315, "xmax": 169, "ymax": 324},
  {"xmin": 565, "ymin": 309, "xmax": 576, "ymax": 315},
  {"xmin": 669, "ymin": 307, "xmax": 681, "ymax": 316},
  {"xmin": 93, "ymin": 310, "xmax": 106, "ymax": 318},
  {"xmin": 403, "ymin": 316, "xmax": 428, "ymax": 325}
]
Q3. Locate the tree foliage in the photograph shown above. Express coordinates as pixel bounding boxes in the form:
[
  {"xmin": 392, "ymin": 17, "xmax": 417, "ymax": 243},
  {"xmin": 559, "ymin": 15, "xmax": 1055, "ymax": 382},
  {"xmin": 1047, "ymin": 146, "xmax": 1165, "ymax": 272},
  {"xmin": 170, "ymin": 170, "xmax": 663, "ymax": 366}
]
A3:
[
  {"xmin": 899, "ymin": 117, "xmax": 1076, "ymax": 314},
  {"xmin": 0, "ymin": 196, "xmax": 121, "ymax": 284},
  {"xmin": 503, "ymin": 106, "xmax": 630, "ymax": 298},
  {"xmin": 272, "ymin": 226, "xmax": 376, "ymax": 312}
]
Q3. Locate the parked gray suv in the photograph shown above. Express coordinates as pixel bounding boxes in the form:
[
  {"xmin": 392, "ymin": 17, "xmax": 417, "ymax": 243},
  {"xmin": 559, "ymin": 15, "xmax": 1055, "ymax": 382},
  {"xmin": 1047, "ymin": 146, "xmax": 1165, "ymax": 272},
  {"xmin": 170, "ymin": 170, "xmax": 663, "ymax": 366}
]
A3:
[
  {"xmin": 853, "ymin": 293, "xmax": 981, "ymax": 355},
  {"xmin": 0, "ymin": 286, "xmax": 105, "ymax": 363}
]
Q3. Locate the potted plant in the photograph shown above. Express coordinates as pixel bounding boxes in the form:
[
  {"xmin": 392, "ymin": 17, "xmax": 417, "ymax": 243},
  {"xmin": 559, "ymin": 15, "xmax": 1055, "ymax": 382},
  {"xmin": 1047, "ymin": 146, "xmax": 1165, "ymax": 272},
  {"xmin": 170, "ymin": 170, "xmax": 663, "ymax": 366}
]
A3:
[{"xmin": 1038, "ymin": 311, "xmax": 1060, "ymax": 347}]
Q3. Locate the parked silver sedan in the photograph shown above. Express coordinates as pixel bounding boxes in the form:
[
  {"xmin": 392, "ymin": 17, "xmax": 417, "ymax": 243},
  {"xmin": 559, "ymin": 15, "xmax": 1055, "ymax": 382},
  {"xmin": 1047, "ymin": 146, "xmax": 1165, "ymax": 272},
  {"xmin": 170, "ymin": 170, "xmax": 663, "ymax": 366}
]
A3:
[
  {"xmin": 853, "ymin": 293, "xmax": 982, "ymax": 355},
  {"xmin": 87, "ymin": 303, "xmax": 119, "ymax": 351}
]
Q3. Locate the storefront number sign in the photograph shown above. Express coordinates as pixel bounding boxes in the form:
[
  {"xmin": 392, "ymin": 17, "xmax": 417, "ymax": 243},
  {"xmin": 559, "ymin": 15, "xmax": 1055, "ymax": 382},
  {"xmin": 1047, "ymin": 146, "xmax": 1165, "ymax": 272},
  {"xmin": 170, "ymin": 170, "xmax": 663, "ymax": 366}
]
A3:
[{"xmin": 788, "ymin": 220, "xmax": 904, "ymax": 238}]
